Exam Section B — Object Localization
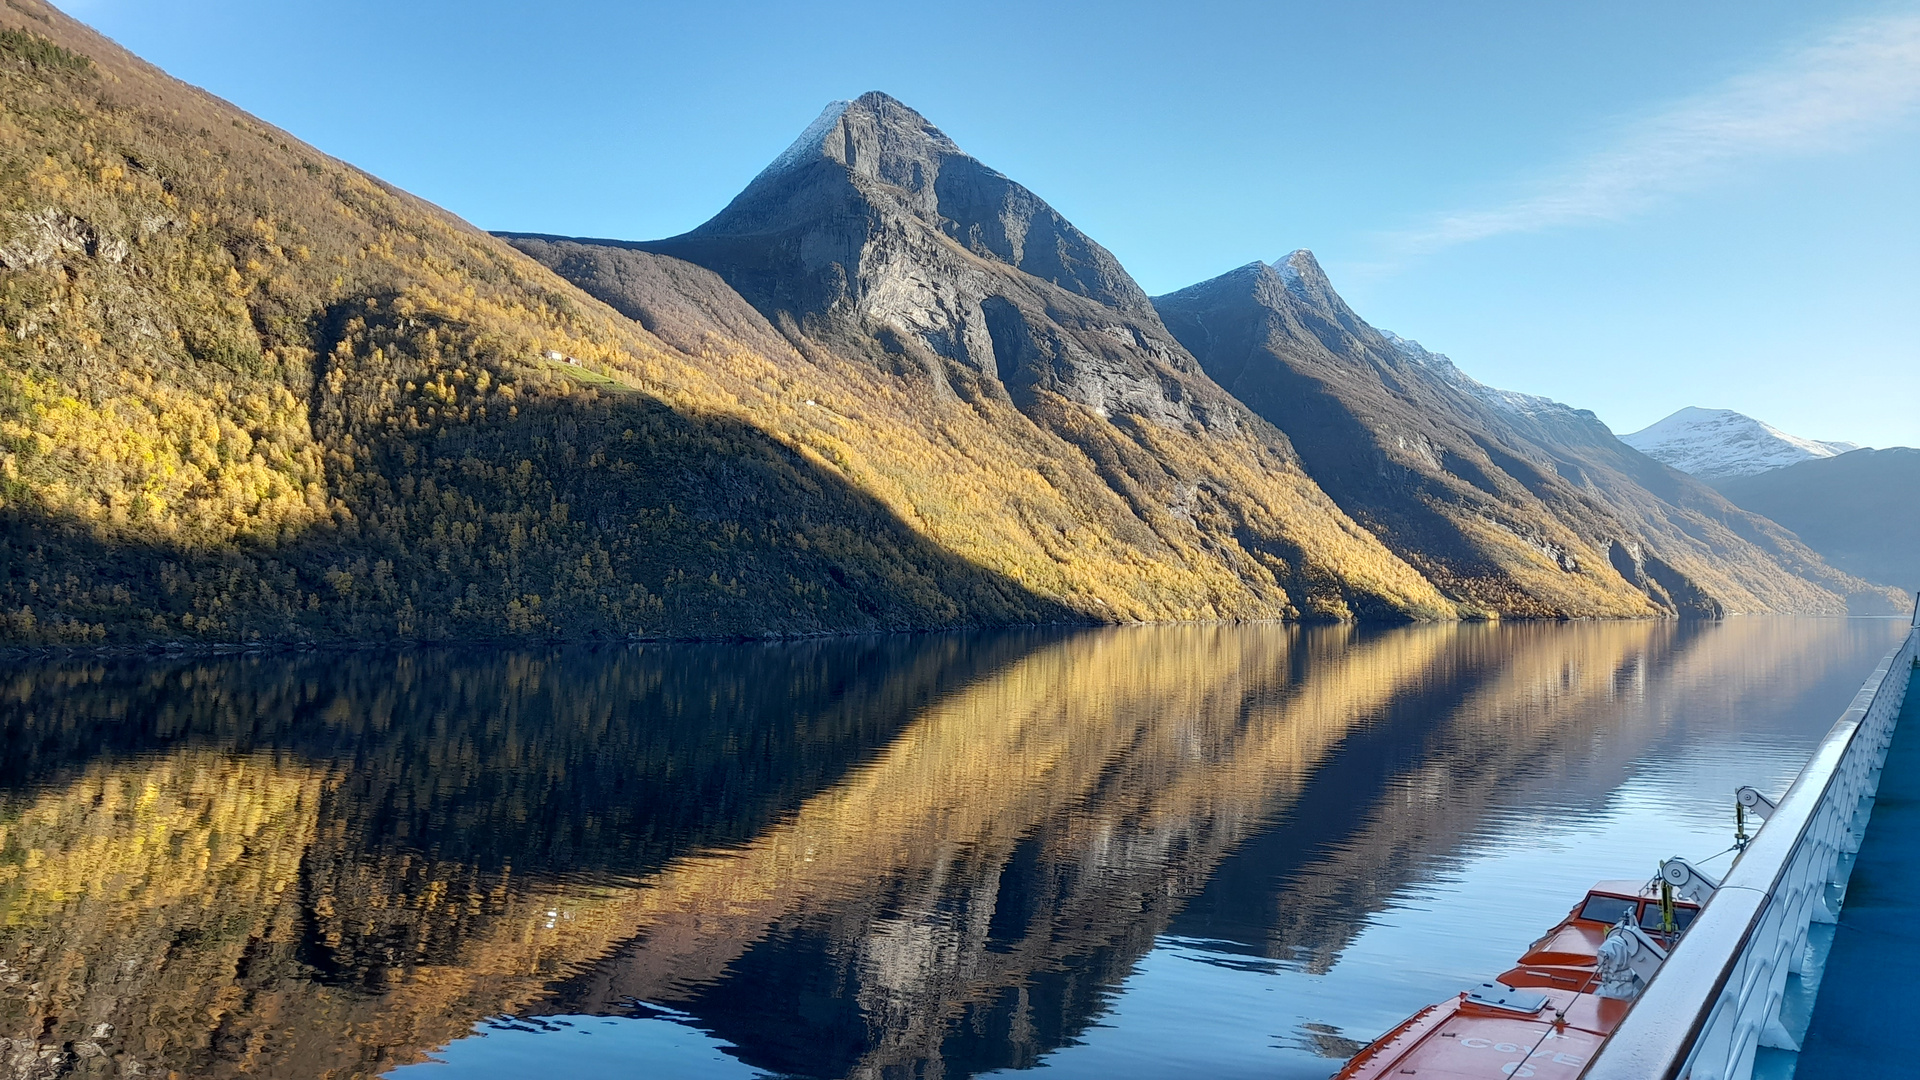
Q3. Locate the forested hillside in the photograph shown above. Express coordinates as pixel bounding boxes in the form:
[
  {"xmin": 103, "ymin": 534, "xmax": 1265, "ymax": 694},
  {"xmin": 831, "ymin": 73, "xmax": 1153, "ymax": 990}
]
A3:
[
  {"xmin": 0, "ymin": 3, "xmax": 1062, "ymax": 644},
  {"xmin": 0, "ymin": 3, "xmax": 1446, "ymax": 647},
  {"xmin": 0, "ymin": 0, "xmax": 1885, "ymax": 647}
]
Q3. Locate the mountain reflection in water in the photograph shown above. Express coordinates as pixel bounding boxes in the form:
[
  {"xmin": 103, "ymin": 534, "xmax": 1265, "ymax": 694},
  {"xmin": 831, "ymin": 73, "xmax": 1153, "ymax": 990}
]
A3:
[{"xmin": 0, "ymin": 619, "xmax": 1902, "ymax": 1080}]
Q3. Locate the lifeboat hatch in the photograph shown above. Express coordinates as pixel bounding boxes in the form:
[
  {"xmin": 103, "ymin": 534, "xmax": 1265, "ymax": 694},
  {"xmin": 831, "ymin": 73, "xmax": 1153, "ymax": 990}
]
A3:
[{"xmin": 1465, "ymin": 984, "xmax": 1548, "ymax": 1014}]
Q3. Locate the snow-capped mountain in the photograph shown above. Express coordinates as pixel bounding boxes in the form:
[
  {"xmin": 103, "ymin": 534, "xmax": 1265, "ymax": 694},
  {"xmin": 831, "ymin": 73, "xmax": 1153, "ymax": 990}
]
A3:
[{"xmin": 1621, "ymin": 407, "xmax": 1861, "ymax": 480}]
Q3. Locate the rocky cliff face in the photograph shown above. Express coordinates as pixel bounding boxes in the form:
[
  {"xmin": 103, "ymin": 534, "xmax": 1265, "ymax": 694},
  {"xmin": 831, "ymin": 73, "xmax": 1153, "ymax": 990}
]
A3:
[
  {"xmin": 507, "ymin": 93, "xmax": 1456, "ymax": 621},
  {"xmin": 1153, "ymin": 253, "xmax": 1900, "ymax": 616},
  {"xmin": 637, "ymin": 93, "xmax": 1219, "ymax": 427}
]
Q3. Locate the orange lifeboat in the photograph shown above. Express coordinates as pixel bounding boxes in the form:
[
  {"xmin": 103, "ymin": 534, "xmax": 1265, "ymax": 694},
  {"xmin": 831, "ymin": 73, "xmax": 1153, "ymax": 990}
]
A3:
[
  {"xmin": 1334, "ymin": 983, "xmax": 1628, "ymax": 1080},
  {"xmin": 1498, "ymin": 881, "xmax": 1699, "ymax": 992},
  {"xmin": 1333, "ymin": 881, "xmax": 1699, "ymax": 1079}
]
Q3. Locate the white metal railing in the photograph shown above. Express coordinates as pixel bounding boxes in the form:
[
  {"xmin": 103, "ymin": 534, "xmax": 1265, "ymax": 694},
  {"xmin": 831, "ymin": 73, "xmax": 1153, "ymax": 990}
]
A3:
[{"xmin": 1580, "ymin": 606, "xmax": 1920, "ymax": 1080}]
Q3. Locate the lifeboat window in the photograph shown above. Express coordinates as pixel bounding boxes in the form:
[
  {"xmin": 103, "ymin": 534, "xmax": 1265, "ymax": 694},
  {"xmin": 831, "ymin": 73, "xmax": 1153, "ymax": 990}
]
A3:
[
  {"xmin": 1577, "ymin": 894, "xmax": 1638, "ymax": 925},
  {"xmin": 1638, "ymin": 903, "xmax": 1698, "ymax": 932}
]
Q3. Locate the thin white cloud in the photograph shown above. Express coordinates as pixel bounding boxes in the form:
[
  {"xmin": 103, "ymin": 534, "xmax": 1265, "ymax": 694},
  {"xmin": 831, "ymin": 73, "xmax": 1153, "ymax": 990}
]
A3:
[{"xmin": 1386, "ymin": 8, "xmax": 1920, "ymax": 259}]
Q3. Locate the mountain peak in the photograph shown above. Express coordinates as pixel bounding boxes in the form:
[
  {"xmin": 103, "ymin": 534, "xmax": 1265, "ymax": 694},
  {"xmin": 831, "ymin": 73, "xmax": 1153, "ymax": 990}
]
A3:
[
  {"xmin": 1264, "ymin": 248, "xmax": 1370, "ymax": 338},
  {"xmin": 1153, "ymin": 251, "xmax": 1358, "ymax": 337},
  {"xmin": 669, "ymin": 92, "xmax": 1155, "ymax": 319},
  {"xmin": 1270, "ymin": 249, "xmax": 1328, "ymax": 299},
  {"xmin": 1621, "ymin": 407, "xmax": 1862, "ymax": 479},
  {"xmin": 754, "ymin": 92, "xmax": 959, "ymax": 189}
]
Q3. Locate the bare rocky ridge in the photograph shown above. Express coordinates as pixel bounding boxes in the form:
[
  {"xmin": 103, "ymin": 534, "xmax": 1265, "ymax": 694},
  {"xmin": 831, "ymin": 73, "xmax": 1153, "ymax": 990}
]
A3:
[
  {"xmin": 1152, "ymin": 254, "xmax": 1901, "ymax": 616},
  {"xmin": 576, "ymin": 93, "xmax": 1213, "ymax": 427}
]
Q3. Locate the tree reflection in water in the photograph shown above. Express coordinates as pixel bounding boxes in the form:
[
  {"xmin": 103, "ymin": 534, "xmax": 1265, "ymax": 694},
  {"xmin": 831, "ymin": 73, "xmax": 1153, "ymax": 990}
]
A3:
[{"xmin": 0, "ymin": 620, "xmax": 1894, "ymax": 1079}]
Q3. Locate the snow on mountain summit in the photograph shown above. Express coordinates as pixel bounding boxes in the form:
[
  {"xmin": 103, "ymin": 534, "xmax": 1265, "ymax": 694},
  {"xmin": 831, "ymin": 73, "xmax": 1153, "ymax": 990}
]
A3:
[
  {"xmin": 1621, "ymin": 407, "xmax": 1861, "ymax": 480},
  {"xmin": 1379, "ymin": 331, "xmax": 1585, "ymax": 421},
  {"xmin": 757, "ymin": 99, "xmax": 852, "ymax": 179}
]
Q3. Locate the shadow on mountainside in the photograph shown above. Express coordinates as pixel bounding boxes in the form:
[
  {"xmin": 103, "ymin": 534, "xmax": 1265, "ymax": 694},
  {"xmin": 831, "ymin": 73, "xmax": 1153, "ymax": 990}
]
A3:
[
  {"xmin": 1186, "ymin": 335, "xmax": 1516, "ymax": 597},
  {"xmin": 0, "ymin": 326, "xmax": 1084, "ymax": 646}
]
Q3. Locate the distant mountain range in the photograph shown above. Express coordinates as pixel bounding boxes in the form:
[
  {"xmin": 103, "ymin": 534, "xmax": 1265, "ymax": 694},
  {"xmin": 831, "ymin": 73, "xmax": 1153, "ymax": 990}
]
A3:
[
  {"xmin": 1622, "ymin": 407, "xmax": 1860, "ymax": 480},
  {"xmin": 0, "ymin": 1, "xmax": 1904, "ymax": 646},
  {"xmin": 1617, "ymin": 407, "xmax": 1913, "ymax": 599},
  {"xmin": 1150, "ymin": 255, "xmax": 1869, "ymax": 617}
]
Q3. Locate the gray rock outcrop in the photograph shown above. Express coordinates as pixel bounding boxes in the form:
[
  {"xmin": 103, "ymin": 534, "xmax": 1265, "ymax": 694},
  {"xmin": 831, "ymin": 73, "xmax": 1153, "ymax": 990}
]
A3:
[{"xmin": 641, "ymin": 92, "xmax": 1223, "ymax": 429}]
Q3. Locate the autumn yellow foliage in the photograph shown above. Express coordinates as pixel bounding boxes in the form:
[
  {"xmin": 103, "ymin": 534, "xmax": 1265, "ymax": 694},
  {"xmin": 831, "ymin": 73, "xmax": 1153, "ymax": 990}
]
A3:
[{"xmin": 0, "ymin": 2, "xmax": 1457, "ymax": 645}]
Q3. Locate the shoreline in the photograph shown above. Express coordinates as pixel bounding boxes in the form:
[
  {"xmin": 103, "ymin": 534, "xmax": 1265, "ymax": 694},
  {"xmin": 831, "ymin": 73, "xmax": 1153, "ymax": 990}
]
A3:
[{"xmin": 34, "ymin": 612, "xmax": 1910, "ymax": 664}]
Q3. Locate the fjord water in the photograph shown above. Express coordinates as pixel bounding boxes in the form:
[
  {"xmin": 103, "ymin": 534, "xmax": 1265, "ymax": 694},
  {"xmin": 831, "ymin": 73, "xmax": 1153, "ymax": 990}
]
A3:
[{"xmin": 0, "ymin": 620, "xmax": 1903, "ymax": 1079}]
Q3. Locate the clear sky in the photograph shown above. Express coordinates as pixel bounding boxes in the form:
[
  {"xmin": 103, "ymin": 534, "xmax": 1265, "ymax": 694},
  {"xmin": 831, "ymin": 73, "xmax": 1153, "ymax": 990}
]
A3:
[{"xmin": 53, "ymin": 0, "xmax": 1920, "ymax": 448}]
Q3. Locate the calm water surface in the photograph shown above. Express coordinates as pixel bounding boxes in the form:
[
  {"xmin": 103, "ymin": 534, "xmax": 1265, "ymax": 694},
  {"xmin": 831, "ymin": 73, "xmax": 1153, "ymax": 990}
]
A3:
[{"xmin": 0, "ymin": 619, "xmax": 1905, "ymax": 1079}]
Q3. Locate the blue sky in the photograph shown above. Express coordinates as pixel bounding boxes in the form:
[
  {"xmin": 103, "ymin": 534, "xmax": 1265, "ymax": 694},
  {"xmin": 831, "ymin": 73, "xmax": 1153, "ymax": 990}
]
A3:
[{"xmin": 54, "ymin": 0, "xmax": 1920, "ymax": 447}]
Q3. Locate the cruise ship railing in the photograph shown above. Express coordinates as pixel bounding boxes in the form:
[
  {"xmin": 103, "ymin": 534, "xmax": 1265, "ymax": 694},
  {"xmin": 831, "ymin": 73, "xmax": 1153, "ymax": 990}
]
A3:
[{"xmin": 1580, "ymin": 604, "xmax": 1920, "ymax": 1080}]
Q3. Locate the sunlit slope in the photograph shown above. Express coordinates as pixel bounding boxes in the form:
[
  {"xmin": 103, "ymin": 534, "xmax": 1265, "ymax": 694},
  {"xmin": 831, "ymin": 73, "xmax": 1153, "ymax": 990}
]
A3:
[
  {"xmin": 1157, "ymin": 258, "xmax": 1661, "ymax": 619},
  {"xmin": 0, "ymin": 2, "xmax": 1452, "ymax": 645},
  {"xmin": 511, "ymin": 92, "xmax": 1460, "ymax": 622},
  {"xmin": 0, "ymin": 1, "xmax": 1057, "ymax": 643}
]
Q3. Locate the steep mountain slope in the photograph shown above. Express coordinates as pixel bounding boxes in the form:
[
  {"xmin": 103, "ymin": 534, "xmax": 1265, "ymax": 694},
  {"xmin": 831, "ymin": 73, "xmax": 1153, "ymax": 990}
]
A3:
[
  {"xmin": 0, "ymin": 5, "xmax": 1061, "ymax": 645},
  {"xmin": 1712, "ymin": 448, "xmax": 1920, "ymax": 595},
  {"xmin": 1622, "ymin": 407, "xmax": 1860, "ymax": 479},
  {"xmin": 507, "ymin": 93, "xmax": 1454, "ymax": 621},
  {"xmin": 0, "ymin": 0, "xmax": 1880, "ymax": 641},
  {"xmin": 1153, "ymin": 254, "xmax": 1899, "ymax": 616},
  {"xmin": 0, "ymin": 6, "xmax": 1448, "ymax": 648}
]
